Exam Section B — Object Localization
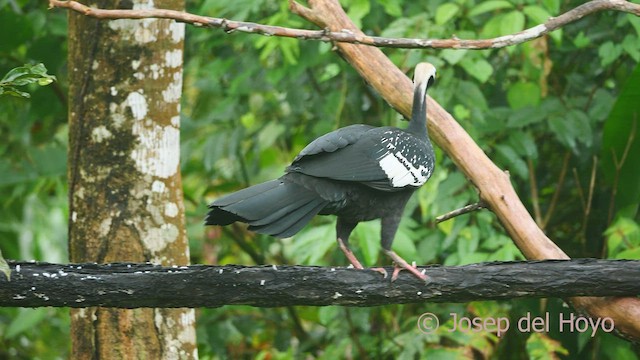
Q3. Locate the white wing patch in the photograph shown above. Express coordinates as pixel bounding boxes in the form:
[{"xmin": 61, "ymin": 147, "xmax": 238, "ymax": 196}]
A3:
[{"xmin": 378, "ymin": 152, "xmax": 431, "ymax": 187}]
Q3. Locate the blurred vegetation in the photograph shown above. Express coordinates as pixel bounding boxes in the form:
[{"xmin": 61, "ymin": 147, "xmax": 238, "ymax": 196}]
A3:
[{"xmin": 1, "ymin": 0, "xmax": 639, "ymax": 358}]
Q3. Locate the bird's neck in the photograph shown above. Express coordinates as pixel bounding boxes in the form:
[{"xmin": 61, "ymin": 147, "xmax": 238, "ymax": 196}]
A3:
[{"xmin": 406, "ymin": 83, "xmax": 428, "ymax": 139}]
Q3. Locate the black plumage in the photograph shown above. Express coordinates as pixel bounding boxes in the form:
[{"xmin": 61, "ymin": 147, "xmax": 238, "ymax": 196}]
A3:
[{"xmin": 206, "ymin": 63, "xmax": 437, "ymax": 281}]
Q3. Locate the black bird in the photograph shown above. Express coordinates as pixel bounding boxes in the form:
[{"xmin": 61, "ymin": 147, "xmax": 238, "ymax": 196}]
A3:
[{"xmin": 206, "ymin": 63, "xmax": 437, "ymax": 281}]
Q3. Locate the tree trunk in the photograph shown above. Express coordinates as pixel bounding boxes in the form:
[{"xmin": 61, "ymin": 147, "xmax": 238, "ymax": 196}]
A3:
[{"xmin": 67, "ymin": 0, "xmax": 197, "ymax": 358}]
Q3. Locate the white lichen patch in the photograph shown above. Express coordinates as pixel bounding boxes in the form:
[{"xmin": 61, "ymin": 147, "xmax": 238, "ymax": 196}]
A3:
[
  {"xmin": 132, "ymin": 0, "xmax": 154, "ymax": 10},
  {"xmin": 131, "ymin": 122, "xmax": 180, "ymax": 178},
  {"xmin": 91, "ymin": 126, "xmax": 113, "ymax": 143},
  {"xmin": 178, "ymin": 309, "xmax": 197, "ymax": 343},
  {"xmin": 110, "ymin": 105, "xmax": 126, "ymax": 129},
  {"xmin": 131, "ymin": 59, "xmax": 141, "ymax": 70},
  {"xmin": 168, "ymin": 21, "xmax": 185, "ymax": 43},
  {"xmin": 73, "ymin": 308, "xmax": 89, "ymax": 319},
  {"xmin": 149, "ymin": 64, "xmax": 163, "ymax": 80},
  {"xmin": 164, "ymin": 202, "xmax": 178, "ymax": 218},
  {"xmin": 99, "ymin": 217, "xmax": 112, "ymax": 237},
  {"xmin": 162, "ymin": 72, "xmax": 183, "ymax": 103},
  {"xmin": 141, "ymin": 223, "xmax": 179, "ymax": 253},
  {"xmin": 110, "ymin": 86, "xmax": 118, "ymax": 96},
  {"xmin": 170, "ymin": 115, "xmax": 180, "ymax": 127},
  {"xmin": 108, "ymin": 18, "xmax": 159, "ymax": 44},
  {"xmin": 152, "ymin": 180, "xmax": 166, "ymax": 193},
  {"xmin": 164, "ymin": 49, "xmax": 182, "ymax": 68},
  {"xmin": 126, "ymin": 91, "xmax": 148, "ymax": 120}
]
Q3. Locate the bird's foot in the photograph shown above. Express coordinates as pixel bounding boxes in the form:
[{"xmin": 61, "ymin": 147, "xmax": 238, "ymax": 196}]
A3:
[{"xmin": 383, "ymin": 249, "xmax": 429, "ymax": 282}]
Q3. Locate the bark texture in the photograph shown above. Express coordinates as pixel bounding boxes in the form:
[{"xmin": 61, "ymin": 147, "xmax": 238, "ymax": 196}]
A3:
[
  {"xmin": 1, "ymin": 260, "xmax": 639, "ymax": 308},
  {"xmin": 67, "ymin": 0, "xmax": 196, "ymax": 358}
]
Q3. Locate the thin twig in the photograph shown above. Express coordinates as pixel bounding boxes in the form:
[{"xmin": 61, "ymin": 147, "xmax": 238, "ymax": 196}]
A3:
[
  {"xmin": 528, "ymin": 159, "xmax": 543, "ymax": 227},
  {"xmin": 607, "ymin": 116, "xmax": 637, "ymax": 224},
  {"xmin": 580, "ymin": 156, "xmax": 598, "ymax": 245},
  {"xmin": 47, "ymin": 0, "xmax": 640, "ymax": 50},
  {"xmin": 541, "ymin": 152, "xmax": 571, "ymax": 230},
  {"xmin": 573, "ymin": 167, "xmax": 587, "ymax": 211},
  {"xmin": 436, "ymin": 201, "xmax": 486, "ymax": 223}
]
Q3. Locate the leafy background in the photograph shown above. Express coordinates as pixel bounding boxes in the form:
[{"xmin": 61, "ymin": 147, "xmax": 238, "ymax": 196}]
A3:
[{"xmin": 1, "ymin": 0, "xmax": 639, "ymax": 358}]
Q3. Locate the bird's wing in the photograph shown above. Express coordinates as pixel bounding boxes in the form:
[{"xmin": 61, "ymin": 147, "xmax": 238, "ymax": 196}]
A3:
[
  {"xmin": 288, "ymin": 127, "xmax": 434, "ymax": 192},
  {"xmin": 293, "ymin": 124, "xmax": 375, "ymax": 161}
]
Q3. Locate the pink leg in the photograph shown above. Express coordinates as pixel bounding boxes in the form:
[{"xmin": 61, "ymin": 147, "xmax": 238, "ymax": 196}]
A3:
[
  {"xmin": 337, "ymin": 237, "xmax": 364, "ymax": 269},
  {"xmin": 337, "ymin": 238, "xmax": 388, "ymax": 278},
  {"xmin": 383, "ymin": 249, "xmax": 428, "ymax": 282}
]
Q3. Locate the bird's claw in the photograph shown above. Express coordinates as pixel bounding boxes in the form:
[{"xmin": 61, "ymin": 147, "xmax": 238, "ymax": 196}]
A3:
[{"xmin": 369, "ymin": 267, "xmax": 388, "ymax": 278}]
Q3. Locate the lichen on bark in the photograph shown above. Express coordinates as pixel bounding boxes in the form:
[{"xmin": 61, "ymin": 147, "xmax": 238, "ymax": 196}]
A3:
[{"xmin": 67, "ymin": 0, "xmax": 196, "ymax": 357}]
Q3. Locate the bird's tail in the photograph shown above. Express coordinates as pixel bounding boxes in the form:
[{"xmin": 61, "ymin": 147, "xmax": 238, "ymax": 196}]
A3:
[{"xmin": 205, "ymin": 179, "xmax": 328, "ymax": 238}]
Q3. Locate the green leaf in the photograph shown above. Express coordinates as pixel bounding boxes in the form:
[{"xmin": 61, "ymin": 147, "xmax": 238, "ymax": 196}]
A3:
[
  {"xmin": 355, "ymin": 221, "xmax": 380, "ymax": 266},
  {"xmin": 468, "ymin": 0, "xmax": 513, "ymax": 17},
  {"xmin": 459, "ymin": 57, "xmax": 493, "ymax": 83},
  {"xmin": 507, "ymin": 82, "xmax": 540, "ymax": 109},
  {"xmin": 508, "ymin": 131, "xmax": 538, "ymax": 159},
  {"xmin": 601, "ymin": 63, "xmax": 640, "ymax": 211},
  {"xmin": 615, "ymin": 247, "xmax": 640, "ymax": 260},
  {"xmin": 318, "ymin": 306, "xmax": 339, "ymax": 326},
  {"xmin": 391, "ymin": 227, "xmax": 418, "ymax": 263},
  {"xmin": 435, "ymin": 3, "xmax": 459, "ymax": 25},
  {"xmin": 319, "ymin": 63, "xmax": 341, "ymax": 83},
  {"xmin": 548, "ymin": 115, "xmax": 577, "ymax": 150},
  {"xmin": 573, "ymin": 31, "xmax": 591, "ymax": 48},
  {"xmin": 523, "ymin": 5, "xmax": 551, "ymax": 25},
  {"xmin": 456, "ymin": 80, "xmax": 488, "ymax": 110},
  {"xmin": 495, "ymin": 144, "xmax": 528, "ymax": 179},
  {"xmin": 346, "ymin": 0, "xmax": 370, "ymax": 28},
  {"xmin": 507, "ymin": 106, "xmax": 547, "ymax": 127},
  {"xmin": 526, "ymin": 333, "xmax": 569, "ymax": 358},
  {"xmin": 622, "ymin": 34, "xmax": 640, "ymax": 62},
  {"xmin": 501, "ymin": 11, "xmax": 525, "ymax": 35},
  {"xmin": 542, "ymin": 0, "xmax": 560, "ymax": 14},
  {"xmin": 0, "ymin": 63, "xmax": 56, "ymax": 98},
  {"xmin": 605, "ymin": 217, "xmax": 640, "ymax": 257},
  {"xmin": 6, "ymin": 308, "xmax": 49, "ymax": 338},
  {"xmin": 379, "ymin": 0, "xmax": 403, "ymax": 17},
  {"xmin": 598, "ymin": 41, "xmax": 623, "ymax": 67},
  {"xmin": 441, "ymin": 49, "xmax": 468, "ymax": 65},
  {"xmin": 566, "ymin": 109, "xmax": 592, "ymax": 147}
]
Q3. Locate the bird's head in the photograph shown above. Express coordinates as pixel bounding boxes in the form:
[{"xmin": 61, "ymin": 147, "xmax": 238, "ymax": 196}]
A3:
[{"xmin": 413, "ymin": 62, "xmax": 436, "ymax": 92}]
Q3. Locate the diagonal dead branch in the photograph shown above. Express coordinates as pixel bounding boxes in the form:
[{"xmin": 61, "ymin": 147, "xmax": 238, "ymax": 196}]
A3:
[
  {"xmin": 48, "ymin": 0, "xmax": 640, "ymax": 50},
  {"xmin": 292, "ymin": 0, "xmax": 640, "ymax": 343}
]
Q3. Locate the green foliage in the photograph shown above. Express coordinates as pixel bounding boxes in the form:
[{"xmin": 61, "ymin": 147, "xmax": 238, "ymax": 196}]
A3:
[
  {"xmin": 0, "ymin": 63, "xmax": 56, "ymax": 98},
  {"xmin": 1, "ymin": 0, "xmax": 639, "ymax": 358},
  {"xmin": 601, "ymin": 63, "xmax": 640, "ymax": 214}
]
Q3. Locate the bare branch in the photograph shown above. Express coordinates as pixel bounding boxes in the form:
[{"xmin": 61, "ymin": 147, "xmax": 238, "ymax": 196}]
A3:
[
  {"xmin": 436, "ymin": 201, "xmax": 486, "ymax": 223},
  {"xmin": 2, "ymin": 260, "xmax": 640, "ymax": 308},
  {"xmin": 541, "ymin": 151, "xmax": 571, "ymax": 230},
  {"xmin": 48, "ymin": 0, "xmax": 640, "ymax": 50}
]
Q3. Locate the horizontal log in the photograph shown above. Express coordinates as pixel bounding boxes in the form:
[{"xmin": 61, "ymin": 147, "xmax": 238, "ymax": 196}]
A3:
[{"xmin": 0, "ymin": 259, "xmax": 638, "ymax": 308}]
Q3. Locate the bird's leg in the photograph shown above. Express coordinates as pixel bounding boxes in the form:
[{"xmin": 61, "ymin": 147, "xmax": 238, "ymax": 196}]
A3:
[
  {"xmin": 336, "ymin": 237, "xmax": 363, "ymax": 269},
  {"xmin": 381, "ymin": 215, "xmax": 428, "ymax": 282},
  {"xmin": 382, "ymin": 249, "xmax": 428, "ymax": 282},
  {"xmin": 336, "ymin": 219, "xmax": 387, "ymax": 277}
]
